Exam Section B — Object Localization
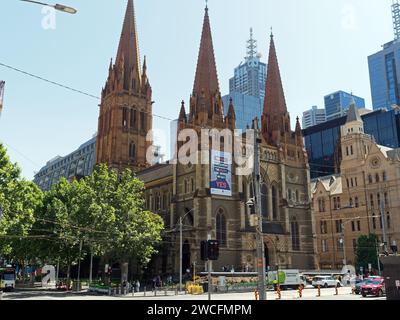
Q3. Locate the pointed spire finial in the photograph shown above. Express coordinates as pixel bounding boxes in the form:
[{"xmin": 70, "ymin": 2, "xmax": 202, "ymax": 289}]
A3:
[{"xmin": 270, "ymin": 26, "xmax": 274, "ymax": 38}]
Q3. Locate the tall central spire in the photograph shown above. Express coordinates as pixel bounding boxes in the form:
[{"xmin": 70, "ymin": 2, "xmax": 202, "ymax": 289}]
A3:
[
  {"xmin": 193, "ymin": 7, "xmax": 220, "ymax": 97},
  {"xmin": 116, "ymin": 0, "xmax": 141, "ymax": 90},
  {"xmin": 264, "ymin": 34, "xmax": 287, "ymax": 116}
]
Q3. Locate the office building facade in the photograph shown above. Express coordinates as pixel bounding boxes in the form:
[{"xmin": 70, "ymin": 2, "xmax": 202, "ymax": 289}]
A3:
[
  {"xmin": 368, "ymin": 40, "xmax": 400, "ymax": 110},
  {"xmin": 324, "ymin": 91, "xmax": 365, "ymax": 121},
  {"xmin": 34, "ymin": 136, "xmax": 97, "ymax": 191},
  {"xmin": 302, "ymin": 106, "xmax": 326, "ymax": 129},
  {"xmin": 303, "ymin": 109, "xmax": 400, "ymax": 179}
]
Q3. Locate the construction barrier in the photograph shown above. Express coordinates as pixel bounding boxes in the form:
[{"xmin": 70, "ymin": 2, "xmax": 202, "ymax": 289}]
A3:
[
  {"xmin": 187, "ymin": 284, "xmax": 204, "ymax": 295},
  {"xmin": 298, "ymin": 286, "xmax": 303, "ymax": 298},
  {"xmin": 276, "ymin": 286, "xmax": 281, "ymax": 300}
]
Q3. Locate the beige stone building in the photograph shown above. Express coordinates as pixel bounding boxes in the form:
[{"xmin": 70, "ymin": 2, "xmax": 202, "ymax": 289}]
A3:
[{"xmin": 312, "ymin": 102, "xmax": 400, "ymax": 270}]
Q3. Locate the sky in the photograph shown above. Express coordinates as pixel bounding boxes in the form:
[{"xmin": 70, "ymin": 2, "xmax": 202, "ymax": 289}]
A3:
[{"xmin": 0, "ymin": 0, "xmax": 395, "ymax": 180}]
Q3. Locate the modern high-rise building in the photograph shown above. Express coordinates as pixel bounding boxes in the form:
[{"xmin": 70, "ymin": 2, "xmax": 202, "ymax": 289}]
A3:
[
  {"xmin": 368, "ymin": 1, "xmax": 400, "ymax": 111},
  {"xmin": 34, "ymin": 136, "xmax": 97, "ymax": 191},
  {"xmin": 302, "ymin": 106, "xmax": 326, "ymax": 129},
  {"xmin": 222, "ymin": 28, "xmax": 267, "ymax": 131},
  {"xmin": 324, "ymin": 91, "xmax": 365, "ymax": 121}
]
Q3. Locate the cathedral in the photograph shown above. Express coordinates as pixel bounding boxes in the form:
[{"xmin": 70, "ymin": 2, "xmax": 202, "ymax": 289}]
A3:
[{"xmin": 96, "ymin": 0, "xmax": 316, "ymax": 274}]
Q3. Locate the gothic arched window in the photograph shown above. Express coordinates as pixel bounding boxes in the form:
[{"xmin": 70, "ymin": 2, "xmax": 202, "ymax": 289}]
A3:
[
  {"xmin": 272, "ymin": 186, "xmax": 278, "ymax": 220},
  {"xmin": 249, "ymin": 183, "xmax": 255, "ymax": 215},
  {"xmin": 216, "ymin": 209, "xmax": 227, "ymax": 247},
  {"xmin": 291, "ymin": 218, "xmax": 300, "ymax": 251},
  {"xmin": 129, "ymin": 142, "xmax": 136, "ymax": 159},
  {"xmin": 261, "ymin": 185, "xmax": 268, "ymax": 218}
]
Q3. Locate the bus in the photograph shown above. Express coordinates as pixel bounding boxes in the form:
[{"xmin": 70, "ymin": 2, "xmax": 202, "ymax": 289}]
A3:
[{"xmin": 0, "ymin": 267, "xmax": 16, "ymax": 292}]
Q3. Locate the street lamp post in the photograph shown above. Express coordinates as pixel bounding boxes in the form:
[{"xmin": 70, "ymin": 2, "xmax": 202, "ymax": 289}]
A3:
[
  {"xmin": 20, "ymin": 0, "xmax": 77, "ymax": 14},
  {"xmin": 340, "ymin": 215, "xmax": 360, "ymax": 267},
  {"xmin": 178, "ymin": 209, "xmax": 194, "ymax": 293}
]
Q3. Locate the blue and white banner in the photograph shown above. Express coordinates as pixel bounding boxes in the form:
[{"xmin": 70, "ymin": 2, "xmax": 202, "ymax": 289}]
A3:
[{"xmin": 210, "ymin": 150, "xmax": 232, "ymax": 197}]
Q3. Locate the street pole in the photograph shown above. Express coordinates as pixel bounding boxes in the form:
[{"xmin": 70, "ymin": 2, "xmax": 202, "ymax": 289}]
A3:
[
  {"xmin": 77, "ymin": 239, "xmax": 83, "ymax": 290},
  {"xmin": 253, "ymin": 122, "xmax": 266, "ymax": 300},
  {"xmin": 56, "ymin": 259, "xmax": 60, "ymax": 284},
  {"xmin": 207, "ymin": 229, "xmax": 212, "ymax": 301},
  {"xmin": 89, "ymin": 250, "xmax": 93, "ymax": 285},
  {"xmin": 341, "ymin": 223, "xmax": 347, "ymax": 266},
  {"xmin": 179, "ymin": 217, "xmax": 183, "ymax": 293},
  {"xmin": 376, "ymin": 239, "xmax": 381, "ymax": 276},
  {"xmin": 380, "ymin": 193, "xmax": 388, "ymax": 254}
]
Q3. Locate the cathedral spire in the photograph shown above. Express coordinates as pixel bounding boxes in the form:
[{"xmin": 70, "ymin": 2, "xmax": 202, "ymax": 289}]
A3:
[
  {"xmin": 264, "ymin": 33, "xmax": 287, "ymax": 116},
  {"xmin": 192, "ymin": 6, "xmax": 220, "ymax": 97},
  {"xmin": 116, "ymin": 0, "xmax": 141, "ymax": 91}
]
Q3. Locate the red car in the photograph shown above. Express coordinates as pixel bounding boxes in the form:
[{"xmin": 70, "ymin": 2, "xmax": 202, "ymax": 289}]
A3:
[{"xmin": 361, "ymin": 278, "xmax": 385, "ymax": 297}]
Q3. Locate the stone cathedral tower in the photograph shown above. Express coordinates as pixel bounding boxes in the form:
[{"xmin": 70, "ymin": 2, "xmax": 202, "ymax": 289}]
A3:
[{"xmin": 96, "ymin": 0, "xmax": 152, "ymax": 172}]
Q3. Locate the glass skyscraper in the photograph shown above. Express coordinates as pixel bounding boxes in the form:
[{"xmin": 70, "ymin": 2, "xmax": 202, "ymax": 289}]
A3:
[
  {"xmin": 222, "ymin": 29, "xmax": 267, "ymax": 131},
  {"xmin": 368, "ymin": 40, "xmax": 400, "ymax": 110},
  {"xmin": 324, "ymin": 91, "xmax": 365, "ymax": 121}
]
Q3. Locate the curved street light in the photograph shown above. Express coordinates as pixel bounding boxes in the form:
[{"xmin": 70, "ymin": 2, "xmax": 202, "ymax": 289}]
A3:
[{"xmin": 20, "ymin": 0, "xmax": 77, "ymax": 14}]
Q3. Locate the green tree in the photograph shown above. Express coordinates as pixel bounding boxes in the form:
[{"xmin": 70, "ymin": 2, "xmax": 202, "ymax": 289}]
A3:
[
  {"xmin": 0, "ymin": 143, "xmax": 43, "ymax": 276},
  {"xmin": 356, "ymin": 234, "xmax": 380, "ymax": 273},
  {"xmin": 85, "ymin": 165, "xmax": 164, "ymax": 282}
]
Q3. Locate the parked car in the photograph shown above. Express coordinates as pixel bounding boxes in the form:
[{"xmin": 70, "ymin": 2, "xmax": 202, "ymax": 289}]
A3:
[
  {"xmin": 354, "ymin": 278, "xmax": 368, "ymax": 294},
  {"xmin": 312, "ymin": 276, "xmax": 341, "ymax": 288},
  {"xmin": 361, "ymin": 278, "xmax": 385, "ymax": 297}
]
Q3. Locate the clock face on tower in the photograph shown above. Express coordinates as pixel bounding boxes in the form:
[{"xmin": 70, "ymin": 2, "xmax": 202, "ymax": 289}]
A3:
[{"xmin": 370, "ymin": 157, "xmax": 381, "ymax": 169}]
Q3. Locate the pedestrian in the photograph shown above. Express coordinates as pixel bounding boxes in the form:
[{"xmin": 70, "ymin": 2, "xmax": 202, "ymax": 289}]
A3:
[{"xmin": 136, "ymin": 280, "xmax": 140, "ymax": 293}]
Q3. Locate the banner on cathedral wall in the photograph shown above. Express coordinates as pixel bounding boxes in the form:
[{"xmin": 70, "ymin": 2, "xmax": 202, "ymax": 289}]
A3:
[
  {"xmin": 210, "ymin": 149, "xmax": 232, "ymax": 197},
  {"xmin": 0, "ymin": 81, "xmax": 5, "ymax": 116}
]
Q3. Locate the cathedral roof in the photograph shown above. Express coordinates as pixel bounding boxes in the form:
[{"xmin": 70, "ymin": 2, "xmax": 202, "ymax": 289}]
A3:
[
  {"xmin": 116, "ymin": 0, "xmax": 141, "ymax": 89},
  {"xmin": 193, "ymin": 7, "xmax": 220, "ymax": 97},
  {"xmin": 263, "ymin": 33, "xmax": 287, "ymax": 116}
]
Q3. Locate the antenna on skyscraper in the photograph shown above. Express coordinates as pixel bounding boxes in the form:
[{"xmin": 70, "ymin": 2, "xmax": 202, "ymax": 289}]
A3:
[
  {"xmin": 392, "ymin": 0, "xmax": 400, "ymax": 41},
  {"xmin": 246, "ymin": 28, "xmax": 257, "ymax": 60}
]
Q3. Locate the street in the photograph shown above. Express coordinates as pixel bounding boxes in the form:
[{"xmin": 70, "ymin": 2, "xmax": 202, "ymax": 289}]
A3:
[{"xmin": 0, "ymin": 286, "xmax": 386, "ymax": 301}]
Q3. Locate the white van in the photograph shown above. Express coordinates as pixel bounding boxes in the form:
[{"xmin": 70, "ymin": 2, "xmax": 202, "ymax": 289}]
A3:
[{"xmin": 267, "ymin": 270, "xmax": 307, "ymax": 290}]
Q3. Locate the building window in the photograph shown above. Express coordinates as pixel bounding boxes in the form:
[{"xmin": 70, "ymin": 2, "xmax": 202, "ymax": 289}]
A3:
[
  {"xmin": 129, "ymin": 142, "xmax": 136, "ymax": 159},
  {"xmin": 216, "ymin": 209, "xmax": 227, "ymax": 247},
  {"xmin": 372, "ymin": 216, "xmax": 376, "ymax": 229},
  {"xmin": 357, "ymin": 220, "xmax": 361, "ymax": 231},
  {"xmin": 336, "ymin": 220, "xmax": 343, "ymax": 233},
  {"xmin": 376, "ymin": 173, "xmax": 380, "ymax": 183},
  {"xmin": 383, "ymin": 171, "xmax": 387, "ymax": 182},
  {"xmin": 346, "ymin": 179, "xmax": 350, "ymax": 188},
  {"xmin": 384, "ymin": 193, "xmax": 388, "ymax": 206},
  {"xmin": 370, "ymin": 194, "xmax": 374, "ymax": 208},
  {"xmin": 350, "ymin": 145, "xmax": 353, "ymax": 155},
  {"xmin": 318, "ymin": 198, "xmax": 326, "ymax": 212},
  {"xmin": 351, "ymin": 221, "xmax": 355, "ymax": 232},
  {"xmin": 295, "ymin": 190, "xmax": 299, "ymax": 202},
  {"xmin": 272, "ymin": 186, "xmax": 278, "ymax": 220},
  {"xmin": 355, "ymin": 197, "xmax": 359, "ymax": 208},
  {"xmin": 387, "ymin": 213, "xmax": 391, "ymax": 229},
  {"xmin": 287, "ymin": 189, "xmax": 292, "ymax": 201},
  {"xmin": 355, "ymin": 177, "xmax": 358, "ymax": 186},
  {"xmin": 291, "ymin": 218, "xmax": 300, "ymax": 251},
  {"xmin": 377, "ymin": 193, "xmax": 381, "ymax": 207},
  {"xmin": 130, "ymin": 109, "xmax": 137, "ymax": 127},
  {"xmin": 191, "ymin": 178, "xmax": 195, "ymax": 192},
  {"xmin": 349, "ymin": 198, "xmax": 353, "ymax": 207},
  {"xmin": 140, "ymin": 112, "xmax": 145, "ymax": 131},
  {"xmin": 261, "ymin": 185, "xmax": 268, "ymax": 218},
  {"xmin": 368, "ymin": 174, "xmax": 373, "ymax": 184},
  {"xmin": 322, "ymin": 239, "xmax": 328, "ymax": 253},
  {"xmin": 320, "ymin": 221, "xmax": 328, "ymax": 234},
  {"xmin": 122, "ymin": 107, "xmax": 128, "ymax": 127}
]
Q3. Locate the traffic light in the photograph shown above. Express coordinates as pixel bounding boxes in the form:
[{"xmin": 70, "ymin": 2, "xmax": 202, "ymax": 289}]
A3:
[
  {"xmin": 200, "ymin": 241, "xmax": 208, "ymax": 261},
  {"xmin": 207, "ymin": 240, "xmax": 219, "ymax": 261}
]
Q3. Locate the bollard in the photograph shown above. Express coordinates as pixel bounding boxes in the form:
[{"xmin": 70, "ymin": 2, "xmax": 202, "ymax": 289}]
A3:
[
  {"xmin": 335, "ymin": 285, "xmax": 339, "ymax": 296},
  {"xmin": 254, "ymin": 289, "xmax": 259, "ymax": 300},
  {"xmin": 144, "ymin": 286, "xmax": 147, "ymax": 297},
  {"xmin": 165, "ymin": 288, "xmax": 167, "ymax": 296},
  {"xmin": 113, "ymin": 288, "xmax": 116, "ymax": 296},
  {"xmin": 298, "ymin": 286, "xmax": 303, "ymax": 298},
  {"xmin": 175, "ymin": 287, "xmax": 178, "ymax": 296},
  {"xmin": 108, "ymin": 288, "xmax": 111, "ymax": 296},
  {"xmin": 276, "ymin": 286, "xmax": 281, "ymax": 300},
  {"xmin": 317, "ymin": 285, "xmax": 321, "ymax": 297},
  {"xmin": 0, "ymin": 290, "xmax": 3, "ymax": 300},
  {"xmin": 154, "ymin": 287, "xmax": 157, "ymax": 296},
  {"xmin": 351, "ymin": 287, "xmax": 355, "ymax": 295},
  {"xmin": 132, "ymin": 289, "xmax": 135, "ymax": 297}
]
